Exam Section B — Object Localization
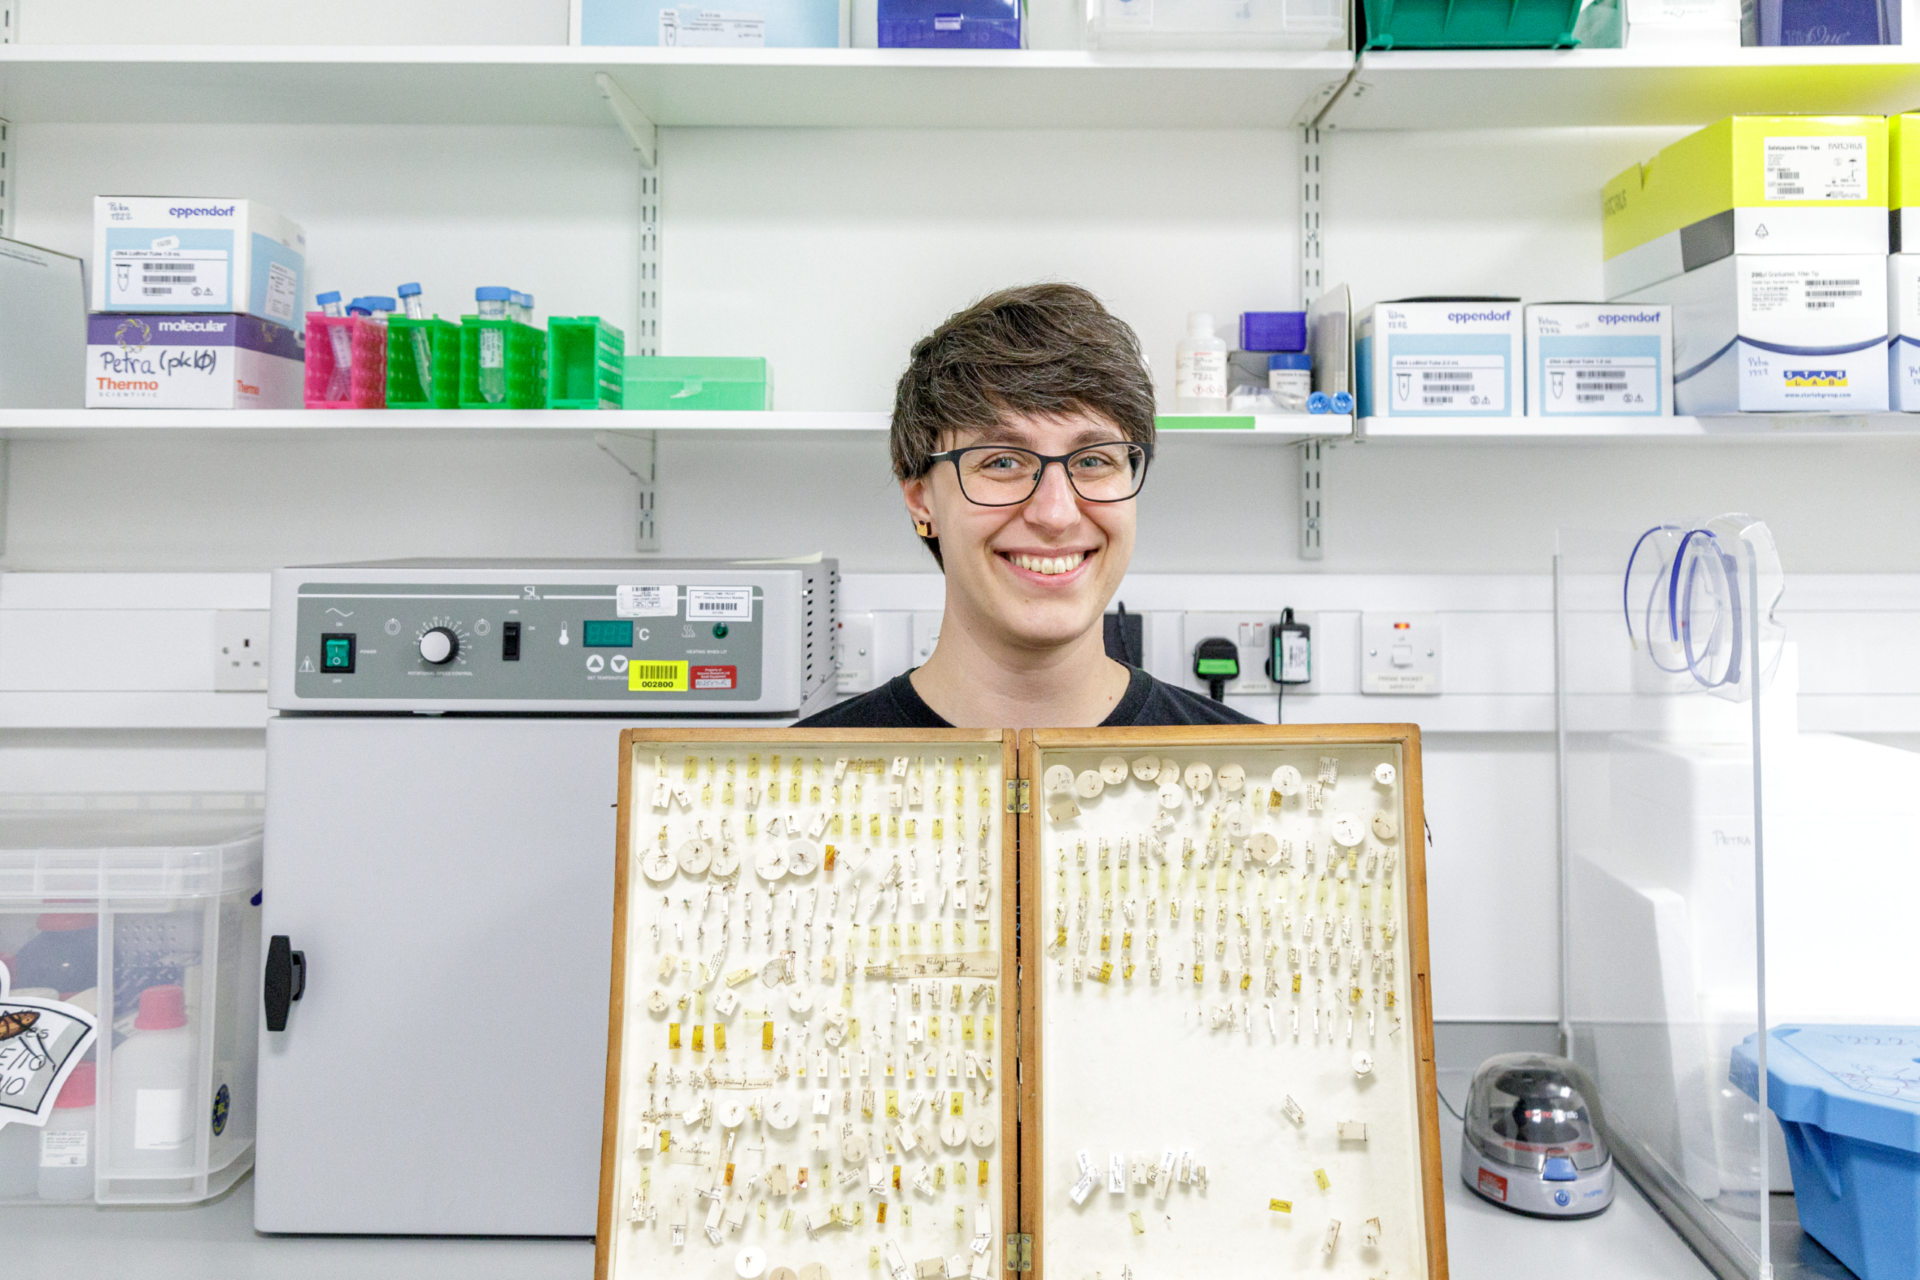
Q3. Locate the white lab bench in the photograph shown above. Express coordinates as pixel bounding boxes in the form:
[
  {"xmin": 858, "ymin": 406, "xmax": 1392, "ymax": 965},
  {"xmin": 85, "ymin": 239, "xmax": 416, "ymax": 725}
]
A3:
[{"xmin": 6, "ymin": 1069, "xmax": 1715, "ymax": 1280}]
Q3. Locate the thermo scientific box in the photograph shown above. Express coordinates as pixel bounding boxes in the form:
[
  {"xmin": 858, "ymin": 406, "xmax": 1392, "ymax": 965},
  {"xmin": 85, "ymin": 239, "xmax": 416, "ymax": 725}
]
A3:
[
  {"xmin": 596, "ymin": 726, "xmax": 1445, "ymax": 1279},
  {"xmin": 0, "ymin": 797, "xmax": 263, "ymax": 1206}
]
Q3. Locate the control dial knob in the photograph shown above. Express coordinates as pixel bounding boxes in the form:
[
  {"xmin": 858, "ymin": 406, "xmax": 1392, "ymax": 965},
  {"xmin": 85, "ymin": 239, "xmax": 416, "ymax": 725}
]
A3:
[{"xmin": 419, "ymin": 627, "xmax": 459, "ymax": 665}]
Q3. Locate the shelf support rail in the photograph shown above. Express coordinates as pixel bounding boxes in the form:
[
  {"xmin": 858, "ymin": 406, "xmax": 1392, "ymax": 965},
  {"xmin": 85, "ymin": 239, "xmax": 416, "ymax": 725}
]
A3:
[
  {"xmin": 0, "ymin": 117, "xmax": 14, "ymax": 242},
  {"xmin": 1298, "ymin": 438, "xmax": 1325, "ymax": 560},
  {"xmin": 597, "ymin": 430, "xmax": 660, "ymax": 554},
  {"xmin": 596, "ymin": 73, "xmax": 661, "ymax": 360}
]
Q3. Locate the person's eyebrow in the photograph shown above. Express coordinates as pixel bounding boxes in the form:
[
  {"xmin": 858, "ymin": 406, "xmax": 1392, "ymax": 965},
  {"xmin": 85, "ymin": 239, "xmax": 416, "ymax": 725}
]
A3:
[{"xmin": 947, "ymin": 422, "xmax": 1127, "ymax": 450}]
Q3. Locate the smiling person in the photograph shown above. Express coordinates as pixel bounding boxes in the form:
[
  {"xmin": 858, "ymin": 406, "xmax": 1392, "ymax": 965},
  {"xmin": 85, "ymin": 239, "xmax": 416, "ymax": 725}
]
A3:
[{"xmin": 802, "ymin": 283, "xmax": 1254, "ymax": 729}]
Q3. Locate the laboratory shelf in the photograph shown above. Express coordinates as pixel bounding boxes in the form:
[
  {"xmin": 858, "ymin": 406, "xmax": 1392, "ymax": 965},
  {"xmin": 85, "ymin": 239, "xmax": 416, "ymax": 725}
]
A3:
[
  {"xmin": 0, "ymin": 408, "xmax": 1350, "ymax": 441},
  {"xmin": 1357, "ymin": 413, "xmax": 1920, "ymax": 439},
  {"xmin": 0, "ymin": 44, "xmax": 1355, "ymax": 130},
  {"xmin": 1328, "ymin": 45, "xmax": 1920, "ymax": 130},
  {"xmin": 10, "ymin": 43, "xmax": 1920, "ymax": 132}
]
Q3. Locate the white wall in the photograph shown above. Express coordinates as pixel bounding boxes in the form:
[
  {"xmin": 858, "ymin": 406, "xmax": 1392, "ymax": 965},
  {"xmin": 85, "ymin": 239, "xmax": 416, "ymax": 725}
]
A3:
[{"xmin": 6, "ymin": 18, "xmax": 1920, "ymax": 1026}]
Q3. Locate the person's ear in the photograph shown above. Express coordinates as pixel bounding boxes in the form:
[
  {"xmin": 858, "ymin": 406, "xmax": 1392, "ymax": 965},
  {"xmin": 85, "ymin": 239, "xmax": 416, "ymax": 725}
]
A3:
[{"xmin": 901, "ymin": 476, "xmax": 935, "ymax": 539}]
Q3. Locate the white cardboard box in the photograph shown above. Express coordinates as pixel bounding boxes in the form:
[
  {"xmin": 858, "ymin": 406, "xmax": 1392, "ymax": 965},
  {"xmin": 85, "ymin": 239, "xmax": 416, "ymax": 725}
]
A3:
[
  {"xmin": 92, "ymin": 197, "xmax": 306, "ymax": 328},
  {"xmin": 1524, "ymin": 303, "xmax": 1674, "ymax": 417},
  {"xmin": 1623, "ymin": 254, "xmax": 1888, "ymax": 414},
  {"xmin": 1355, "ymin": 300, "xmax": 1521, "ymax": 418},
  {"xmin": 85, "ymin": 313, "xmax": 304, "ymax": 408},
  {"xmin": 1891, "ymin": 254, "xmax": 1920, "ymax": 410}
]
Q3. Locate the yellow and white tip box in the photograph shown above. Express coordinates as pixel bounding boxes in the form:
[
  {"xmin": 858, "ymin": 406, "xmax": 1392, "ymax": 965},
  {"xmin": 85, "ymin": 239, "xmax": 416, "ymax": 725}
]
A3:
[
  {"xmin": 1524, "ymin": 303, "xmax": 1673, "ymax": 417},
  {"xmin": 92, "ymin": 197, "xmax": 307, "ymax": 329},
  {"xmin": 1603, "ymin": 116, "xmax": 1887, "ymax": 300},
  {"xmin": 1355, "ymin": 300, "xmax": 1520, "ymax": 418}
]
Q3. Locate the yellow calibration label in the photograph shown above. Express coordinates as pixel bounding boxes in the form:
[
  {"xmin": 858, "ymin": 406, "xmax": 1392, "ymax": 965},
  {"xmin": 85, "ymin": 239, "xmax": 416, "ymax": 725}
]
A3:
[{"xmin": 630, "ymin": 661, "xmax": 690, "ymax": 692}]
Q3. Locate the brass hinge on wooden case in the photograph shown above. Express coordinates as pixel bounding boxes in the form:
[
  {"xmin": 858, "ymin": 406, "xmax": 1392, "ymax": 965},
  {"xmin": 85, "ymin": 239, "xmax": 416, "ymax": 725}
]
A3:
[
  {"xmin": 1004, "ymin": 779, "xmax": 1030, "ymax": 813},
  {"xmin": 1006, "ymin": 1233, "xmax": 1033, "ymax": 1271}
]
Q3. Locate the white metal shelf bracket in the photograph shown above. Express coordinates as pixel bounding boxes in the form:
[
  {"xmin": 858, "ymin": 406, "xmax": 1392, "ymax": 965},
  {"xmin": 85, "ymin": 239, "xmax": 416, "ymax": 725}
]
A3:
[
  {"xmin": 595, "ymin": 74, "xmax": 657, "ymax": 169},
  {"xmin": 1298, "ymin": 438, "xmax": 1324, "ymax": 560},
  {"xmin": 596, "ymin": 430, "xmax": 660, "ymax": 553},
  {"xmin": 0, "ymin": 117, "xmax": 15, "ymax": 242},
  {"xmin": 1300, "ymin": 124, "xmax": 1323, "ymax": 302},
  {"xmin": 597, "ymin": 73, "xmax": 661, "ymax": 361}
]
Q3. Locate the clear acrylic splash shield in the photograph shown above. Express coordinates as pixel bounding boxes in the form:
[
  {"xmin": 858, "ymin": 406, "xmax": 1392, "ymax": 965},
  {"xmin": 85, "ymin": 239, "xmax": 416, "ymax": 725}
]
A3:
[{"xmin": 1557, "ymin": 520, "xmax": 1778, "ymax": 1280}]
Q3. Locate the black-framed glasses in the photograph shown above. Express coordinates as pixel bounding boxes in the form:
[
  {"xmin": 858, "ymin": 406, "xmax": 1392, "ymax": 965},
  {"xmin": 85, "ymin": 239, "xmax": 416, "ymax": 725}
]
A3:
[{"xmin": 925, "ymin": 442, "xmax": 1153, "ymax": 507}]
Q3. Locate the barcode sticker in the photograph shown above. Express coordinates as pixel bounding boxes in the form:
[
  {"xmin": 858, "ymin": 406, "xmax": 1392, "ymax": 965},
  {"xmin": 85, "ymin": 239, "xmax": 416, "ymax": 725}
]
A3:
[
  {"xmin": 1542, "ymin": 355, "xmax": 1658, "ymax": 414},
  {"xmin": 109, "ymin": 249, "xmax": 230, "ymax": 308},
  {"xmin": 1765, "ymin": 136, "xmax": 1867, "ymax": 202},
  {"xmin": 617, "ymin": 584, "xmax": 677, "ymax": 617},
  {"xmin": 687, "ymin": 587, "xmax": 753, "ymax": 621},
  {"xmin": 629, "ymin": 660, "xmax": 690, "ymax": 692},
  {"xmin": 1389, "ymin": 355, "xmax": 1506, "ymax": 412}
]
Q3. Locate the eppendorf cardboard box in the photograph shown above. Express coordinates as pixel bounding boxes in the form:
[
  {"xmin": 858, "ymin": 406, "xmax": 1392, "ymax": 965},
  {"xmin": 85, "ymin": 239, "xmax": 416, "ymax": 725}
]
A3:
[{"xmin": 85, "ymin": 313, "xmax": 304, "ymax": 408}]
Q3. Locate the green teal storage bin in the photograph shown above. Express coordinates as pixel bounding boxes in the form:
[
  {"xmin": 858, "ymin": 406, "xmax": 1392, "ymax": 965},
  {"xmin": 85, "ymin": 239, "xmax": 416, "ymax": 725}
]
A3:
[
  {"xmin": 623, "ymin": 356, "xmax": 770, "ymax": 411},
  {"xmin": 458, "ymin": 317, "xmax": 547, "ymax": 410},
  {"xmin": 1360, "ymin": 0, "xmax": 1581, "ymax": 47},
  {"xmin": 386, "ymin": 316, "xmax": 462, "ymax": 410},
  {"xmin": 547, "ymin": 317, "xmax": 626, "ymax": 410}
]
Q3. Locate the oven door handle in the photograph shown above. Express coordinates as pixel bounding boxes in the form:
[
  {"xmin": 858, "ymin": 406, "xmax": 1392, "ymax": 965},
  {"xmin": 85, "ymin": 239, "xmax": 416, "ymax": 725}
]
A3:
[{"xmin": 264, "ymin": 934, "xmax": 306, "ymax": 1032}]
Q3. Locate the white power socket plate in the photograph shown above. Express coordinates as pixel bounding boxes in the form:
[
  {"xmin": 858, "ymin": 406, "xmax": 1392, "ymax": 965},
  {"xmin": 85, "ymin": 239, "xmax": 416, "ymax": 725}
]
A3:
[
  {"xmin": 214, "ymin": 609, "xmax": 270, "ymax": 692},
  {"xmin": 835, "ymin": 613, "xmax": 877, "ymax": 693},
  {"xmin": 1359, "ymin": 611, "xmax": 1442, "ymax": 695},
  {"xmin": 1180, "ymin": 611, "xmax": 1320, "ymax": 697}
]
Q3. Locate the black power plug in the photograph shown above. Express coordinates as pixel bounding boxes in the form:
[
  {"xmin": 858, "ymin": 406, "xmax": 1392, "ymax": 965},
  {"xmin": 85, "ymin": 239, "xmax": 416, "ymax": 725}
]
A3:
[{"xmin": 1193, "ymin": 637, "xmax": 1240, "ymax": 702}]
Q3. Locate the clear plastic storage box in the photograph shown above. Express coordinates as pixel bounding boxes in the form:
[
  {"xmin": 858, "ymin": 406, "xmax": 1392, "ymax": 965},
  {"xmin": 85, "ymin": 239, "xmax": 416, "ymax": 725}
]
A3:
[
  {"xmin": 1087, "ymin": 0, "xmax": 1345, "ymax": 49},
  {"xmin": 0, "ymin": 796, "xmax": 262, "ymax": 1205}
]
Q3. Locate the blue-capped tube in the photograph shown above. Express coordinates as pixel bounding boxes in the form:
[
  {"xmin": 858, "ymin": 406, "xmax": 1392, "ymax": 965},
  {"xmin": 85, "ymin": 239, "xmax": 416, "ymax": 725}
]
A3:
[
  {"xmin": 317, "ymin": 291, "xmax": 352, "ymax": 401},
  {"xmin": 397, "ymin": 283, "xmax": 433, "ymax": 400},
  {"xmin": 476, "ymin": 286, "xmax": 512, "ymax": 404}
]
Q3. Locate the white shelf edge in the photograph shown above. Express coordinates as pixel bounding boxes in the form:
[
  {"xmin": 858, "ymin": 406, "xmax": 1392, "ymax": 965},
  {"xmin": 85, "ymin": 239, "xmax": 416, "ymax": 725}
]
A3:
[
  {"xmin": 0, "ymin": 408, "xmax": 1350, "ymax": 439},
  {"xmin": 1356, "ymin": 413, "xmax": 1920, "ymax": 439},
  {"xmin": 0, "ymin": 44, "xmax": 1356, "ymax": 71}
]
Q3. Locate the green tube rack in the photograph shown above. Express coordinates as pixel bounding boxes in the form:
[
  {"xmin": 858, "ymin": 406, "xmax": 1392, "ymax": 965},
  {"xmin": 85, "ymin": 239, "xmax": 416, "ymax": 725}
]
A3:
[
  {"xmin": 385, "ymin": 316, "xmax": 463, "ymax": 409},
  {"xmin": 458, "ymin": 317, "xmax": 547, "ymax": 410},
  {"xmin": 546, "ymin": 316, "xmax": 626, "ymax": 410}
]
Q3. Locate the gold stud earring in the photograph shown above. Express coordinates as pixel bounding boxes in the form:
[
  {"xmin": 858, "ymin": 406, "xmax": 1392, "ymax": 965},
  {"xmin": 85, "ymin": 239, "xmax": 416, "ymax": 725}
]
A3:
[{"xmin": 914, "ymin": 520, "xmax": 934, "ymax": 537}]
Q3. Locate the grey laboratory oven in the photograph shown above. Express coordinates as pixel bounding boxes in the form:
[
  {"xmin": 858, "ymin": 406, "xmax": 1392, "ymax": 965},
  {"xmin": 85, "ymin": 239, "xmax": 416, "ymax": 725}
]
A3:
[{"xmin": 256, "ymin": 559, "xmax": 837, "ymax": 1235}]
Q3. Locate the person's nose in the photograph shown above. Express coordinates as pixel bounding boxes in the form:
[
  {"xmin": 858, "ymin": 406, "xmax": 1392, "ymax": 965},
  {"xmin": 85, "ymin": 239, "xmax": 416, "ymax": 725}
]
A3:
[{"xmin": 1022, "ymin": 459, "xmax": 1081, "ymax": 534}]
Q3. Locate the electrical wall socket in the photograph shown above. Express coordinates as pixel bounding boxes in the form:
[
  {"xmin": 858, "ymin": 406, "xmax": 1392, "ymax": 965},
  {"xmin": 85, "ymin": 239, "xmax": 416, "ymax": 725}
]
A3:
[
  {"xmin": 836, "ymin": 613, "xmax": 877, "ymax": 694},
  {"xmin": 1359, "ymin": 612, "xmax": 1442, "ymax": 695},
  {"xmin": 214, "ymin": 609, "xmax": 270, "ymax": 692},
  {"xmin": 1180, "ymin": 612, "xmax": 1320, "ymax": 697},
  {"xmin": 910, "ymin": 611, "xmax": 942, "ymax": 667}
]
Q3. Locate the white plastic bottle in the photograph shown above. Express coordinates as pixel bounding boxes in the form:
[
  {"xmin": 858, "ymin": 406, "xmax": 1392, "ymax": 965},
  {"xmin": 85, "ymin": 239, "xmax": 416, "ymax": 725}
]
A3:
[
  {"xmin": 111, "ymin": 985, "xmax": 195, "ymax": 1173},
  {"xmin": 38, "ymin": 1061, "xmax": 96, "ymax": 1201},
  {"xmin": 1174, "ymin": 312, "xmax": 1228, "ymax": 413}
]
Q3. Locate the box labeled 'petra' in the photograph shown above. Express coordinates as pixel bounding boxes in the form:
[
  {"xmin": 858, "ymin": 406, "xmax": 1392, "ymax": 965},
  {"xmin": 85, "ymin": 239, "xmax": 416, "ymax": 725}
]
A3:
[
  {"xmin": 1524, "ymin": 303, "xmax": 1673, "ymax": 416},
  {"xmin": 1623, "ymin": 254, "xmax": 1887, "ymax": 413},
  {"xmin": 1356, "ymin": 301, "xmax": 1520, "ymax": 418},
  {"xmin": 86, "ymin": 313, "xmax": 304, "ymax": 409},
  {"xmin": 92, "ymin": 198, "xmax": 306, "ymax": 328}
]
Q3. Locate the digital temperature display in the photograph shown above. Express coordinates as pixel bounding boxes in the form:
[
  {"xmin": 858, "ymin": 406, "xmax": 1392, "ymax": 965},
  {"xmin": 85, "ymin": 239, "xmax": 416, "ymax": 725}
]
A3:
[{"xmin": 583, "ymin": 620, "xmax": 633, "ymax": 648}]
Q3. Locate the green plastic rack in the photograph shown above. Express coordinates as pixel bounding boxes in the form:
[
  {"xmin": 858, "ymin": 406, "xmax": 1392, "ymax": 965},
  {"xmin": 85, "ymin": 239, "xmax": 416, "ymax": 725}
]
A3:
[
  {"xmin": 385, "ymin": 316, "xmax": 463, "ymax": 410},
  {"xmin": 547, "ymin": 316, "xmax": 626, "ymax": 410},
  {"xmin": 457, "ymin": 317, "xmax": 547, "ymax": 410}
]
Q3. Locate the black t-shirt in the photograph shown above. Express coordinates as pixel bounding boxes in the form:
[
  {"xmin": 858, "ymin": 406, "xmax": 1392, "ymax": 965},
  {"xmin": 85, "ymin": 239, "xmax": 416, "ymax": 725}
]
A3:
[{"xmin": 797, "ymin": 666, "xmax": 1256, "ymax": 728}]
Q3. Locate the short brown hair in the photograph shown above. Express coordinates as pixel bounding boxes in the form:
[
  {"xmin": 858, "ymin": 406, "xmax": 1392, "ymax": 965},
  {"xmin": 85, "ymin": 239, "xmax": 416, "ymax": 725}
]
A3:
[{"xmin": 892, "ymin": 283, "xmax": 1157, "ymax": 565}]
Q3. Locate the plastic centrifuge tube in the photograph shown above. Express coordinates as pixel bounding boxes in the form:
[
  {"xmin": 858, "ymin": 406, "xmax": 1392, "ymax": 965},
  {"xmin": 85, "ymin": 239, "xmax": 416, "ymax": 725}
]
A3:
[
  {"xmin": 397, "ymin": 282, "xmax": 434, "ymax": 400},
  {"xmin": 476, "ymin": 286, "xmax": 511, "ymax": 404},
  {"xmin": 317, "ymin": 290, "xmax": 353, "ymax": 402}
]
